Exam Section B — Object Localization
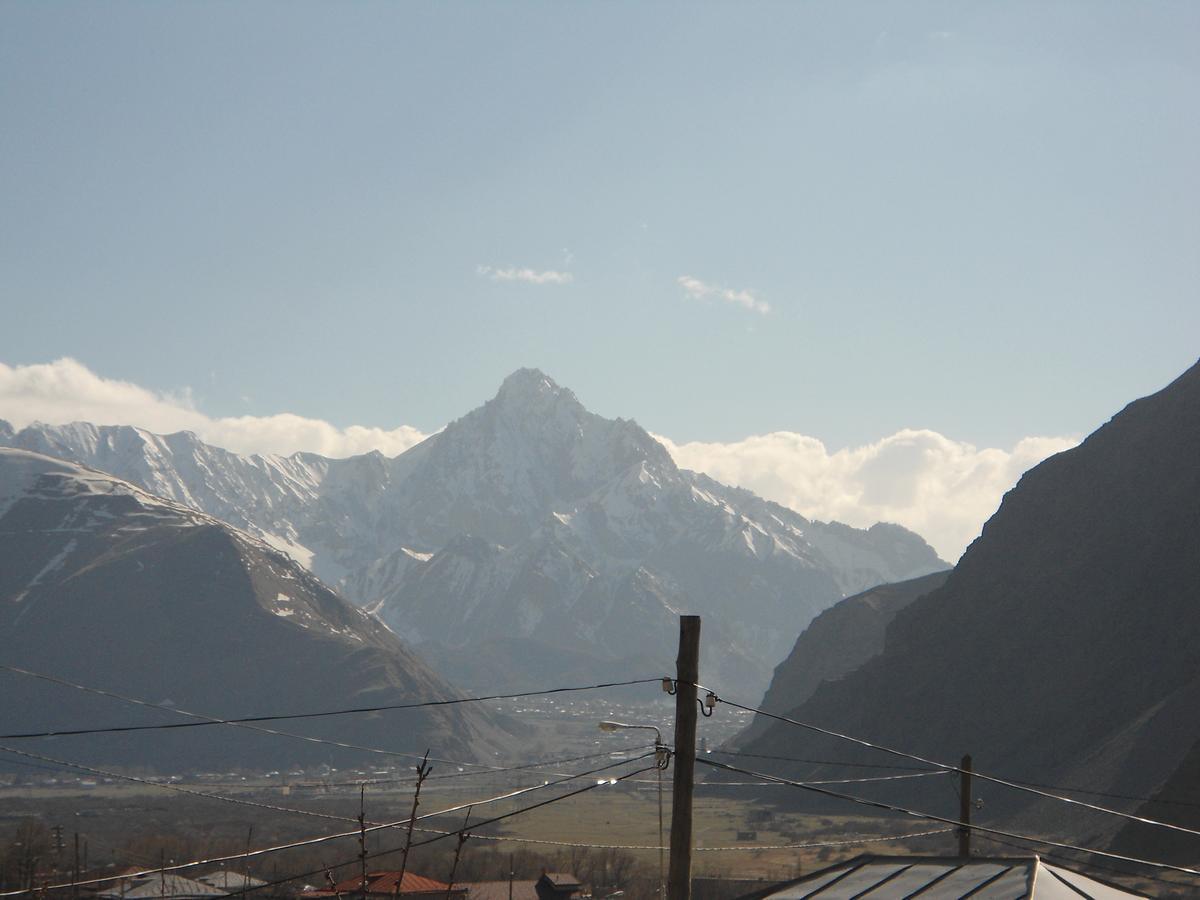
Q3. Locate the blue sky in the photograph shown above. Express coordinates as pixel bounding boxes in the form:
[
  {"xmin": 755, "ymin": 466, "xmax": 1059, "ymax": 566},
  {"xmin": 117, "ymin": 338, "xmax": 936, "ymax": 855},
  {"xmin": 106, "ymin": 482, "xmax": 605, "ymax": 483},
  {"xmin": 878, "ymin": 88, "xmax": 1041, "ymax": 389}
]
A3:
[{"xmin": 1, "ymin": 2, "xmax": 1197, "ymax": 558}]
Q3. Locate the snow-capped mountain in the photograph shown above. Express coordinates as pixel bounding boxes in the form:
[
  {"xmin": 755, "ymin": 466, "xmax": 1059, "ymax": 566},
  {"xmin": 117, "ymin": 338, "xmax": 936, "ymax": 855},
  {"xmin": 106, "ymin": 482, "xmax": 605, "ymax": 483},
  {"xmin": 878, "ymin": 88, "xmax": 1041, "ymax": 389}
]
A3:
[
  {"xmin": 0, "ymin": 369, "xmax": 947, "ymax": 696},
  {"xmin": 0, "ymin": 448, "xmax": 515, "ymax": 770}
]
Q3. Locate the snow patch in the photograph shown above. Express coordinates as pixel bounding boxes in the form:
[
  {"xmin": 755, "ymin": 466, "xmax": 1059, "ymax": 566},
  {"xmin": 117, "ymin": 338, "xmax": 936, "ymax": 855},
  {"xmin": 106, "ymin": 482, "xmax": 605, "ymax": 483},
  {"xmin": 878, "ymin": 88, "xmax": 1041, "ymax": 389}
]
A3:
[
  {"xmin": 24, "ymin": 539, "xmax": 79, "ymax": 592},
  {"xmin": 260, "ymin": 532, "xmax": 316, "ymax": 570}
]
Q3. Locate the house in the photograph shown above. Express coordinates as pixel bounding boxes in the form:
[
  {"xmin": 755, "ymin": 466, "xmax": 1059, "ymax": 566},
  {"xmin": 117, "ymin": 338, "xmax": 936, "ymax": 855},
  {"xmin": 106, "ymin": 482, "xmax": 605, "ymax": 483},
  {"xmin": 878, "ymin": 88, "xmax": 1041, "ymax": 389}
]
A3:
[
  {"xmin": 454, "ymin": 881, "xmax": 540, "ymax": 900},
  {"xmin": 535, "ymin": 873, "xmax": 583, "ymax": 900},
  {"xmin": 193, "ymin": 871, "xmax": 270, "ymax": 894},
  {"xmin": 323, "ymin": 871, "xmax": 467, "ymax": 900},
  {"xmin": 736, "ymin": 855, "xmax": 1147, "ymax": 899},
  {"xmin": 95, "ymin": 873, "xmax": 229, "ymax": 900}
]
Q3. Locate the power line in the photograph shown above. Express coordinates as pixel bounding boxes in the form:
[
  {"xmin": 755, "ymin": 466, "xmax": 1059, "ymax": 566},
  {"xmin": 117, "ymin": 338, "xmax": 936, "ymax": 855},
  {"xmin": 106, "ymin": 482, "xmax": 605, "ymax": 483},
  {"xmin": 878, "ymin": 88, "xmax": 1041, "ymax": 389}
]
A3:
[
  {"xmin": 625, "ymin": 769, "xmax": 949, "ymax": 787},
  {"xmin": 0, "ymin": 744, "xmax": 653, "ymax": 834},
  {"xmin": 696, "ymin": 757, "xmax": 1200, "ymax": 878},
  {"xmin": 208, "ymin": 763, "xmax": 661, "ymax": 900},
  {"xmin": 317, "ymin": 745, "xmax": 656, "ymax": 787},
  {"xmin": 0, "ymin": 760, "xmax": 658, "ymax": 898},
  {"xmin": 0, "ymin": 744, "xmax": 360, "ymax": 825},
  {"xmin": 709, "ymin": 691, "xmax": 1200, "ymax": 840},
  {"xmin": 1005, "ymin": 778, "xmax": 1200, "ymax": 811},
  {"xmin": 0, "ymin": 664, "xmax": 504, "ymax": 766},
  {"xmin": 705, "ymin": 748, "xmax": 939, "ymax": 773},
  {"xmin": 406, "ymin": 823, "xmax": 954, "ymax": 852},
  {"xmin": 976, "ymin": 832, "xmax": 1198, "ymax": 892},
  {"xmin": 0, "ymin": 663, "xmax": 661, "ymax": 739}
]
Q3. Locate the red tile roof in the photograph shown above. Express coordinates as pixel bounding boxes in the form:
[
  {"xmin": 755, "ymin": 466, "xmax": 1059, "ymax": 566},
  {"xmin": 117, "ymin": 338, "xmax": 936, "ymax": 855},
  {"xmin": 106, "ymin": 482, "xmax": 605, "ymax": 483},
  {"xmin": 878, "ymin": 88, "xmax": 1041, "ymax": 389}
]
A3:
[{"xmin": 329, "ymin": 872, "xmax": 457, "ymax": 896}]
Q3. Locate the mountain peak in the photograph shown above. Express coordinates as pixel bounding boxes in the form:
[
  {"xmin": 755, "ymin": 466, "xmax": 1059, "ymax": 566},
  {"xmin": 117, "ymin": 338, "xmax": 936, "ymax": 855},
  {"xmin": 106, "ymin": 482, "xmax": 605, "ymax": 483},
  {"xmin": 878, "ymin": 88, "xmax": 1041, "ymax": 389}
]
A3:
[{"xmin": 494, "ymin": 368, "xmax": 577, "ymax": 406}]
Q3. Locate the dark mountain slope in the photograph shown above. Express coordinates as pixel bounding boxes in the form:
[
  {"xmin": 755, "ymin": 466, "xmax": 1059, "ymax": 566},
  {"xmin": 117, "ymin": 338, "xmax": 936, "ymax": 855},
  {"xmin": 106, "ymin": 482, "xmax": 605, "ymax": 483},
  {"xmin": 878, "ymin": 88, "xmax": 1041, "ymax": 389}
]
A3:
[
  {"xmin": 734, "ymin": 359, "xmax": 1200, "ymax": 859},
  {"xmin": 732, "ymin": 570, "xmax": 950, "ymax": 748},
  {"xmin": 0, "ymin": 449, "xmax": 515, "ymax": 771}
]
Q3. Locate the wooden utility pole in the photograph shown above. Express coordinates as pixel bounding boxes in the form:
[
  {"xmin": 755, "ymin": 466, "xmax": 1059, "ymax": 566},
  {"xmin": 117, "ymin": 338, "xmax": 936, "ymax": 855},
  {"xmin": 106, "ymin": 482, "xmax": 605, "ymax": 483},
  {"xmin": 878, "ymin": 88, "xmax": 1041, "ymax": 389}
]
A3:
[
  {"xmin": 957, "ymin": 754, "xmax": 973, "ymax": 858},
  {"xmin": 359, "ymin": 786, "xmax": 369, "ymax": 899},
  {"xmin": 668, "ymin": 615, "xmax": 700, "ymax": 900}
]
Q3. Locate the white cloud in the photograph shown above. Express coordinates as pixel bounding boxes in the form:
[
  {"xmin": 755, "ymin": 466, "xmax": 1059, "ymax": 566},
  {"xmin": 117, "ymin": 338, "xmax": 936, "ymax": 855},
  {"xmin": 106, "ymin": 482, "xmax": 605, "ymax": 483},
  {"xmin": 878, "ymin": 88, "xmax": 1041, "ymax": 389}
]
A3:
[
  {"xmin": 656, "ymin": 428, "xmax": 1078, "ymax": 562},
  {"xmin": 677, "ymin": 275, "xmax": 770, "ymax": 315},
  {"xmin": 477, "ymin": 265, "xmax": 574, "ymax": 285},
  {"xmin": 0, "ymin": 359, "xmax": 428, "ymax": 459},
  {"xmin": 1, "ymin": 360, "xmax": 1078, "ymax": 561}
]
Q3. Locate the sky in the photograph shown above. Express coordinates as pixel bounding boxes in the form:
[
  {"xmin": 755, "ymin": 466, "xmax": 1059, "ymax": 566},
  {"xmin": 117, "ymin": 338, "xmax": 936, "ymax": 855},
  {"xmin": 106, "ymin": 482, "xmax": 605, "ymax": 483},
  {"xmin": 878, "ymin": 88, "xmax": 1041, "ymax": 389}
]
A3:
[{"xmin": 1, "ymin": 3, "xmax": 1197, "ymax": 561}]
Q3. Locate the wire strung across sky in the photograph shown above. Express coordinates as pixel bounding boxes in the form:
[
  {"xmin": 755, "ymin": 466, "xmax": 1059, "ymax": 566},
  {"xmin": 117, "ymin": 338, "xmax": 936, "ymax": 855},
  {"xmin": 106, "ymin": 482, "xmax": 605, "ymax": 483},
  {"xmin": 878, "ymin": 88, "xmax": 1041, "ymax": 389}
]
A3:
[
  {"xmin": 0, "ymin": 752, "xmax": 657, "ymax": 897},
  {"xmin": 408, "ymin": 823, "xmax": 955, "ymax": 853},
  {"xmin": 624, "ymin": 769, "xmax": 949, "ymax": 787},
  {"xmin": 0, "ymin": 743, "xmax": 667, "ymax": 830},
  {"xmin": 975, "ymin": 832, "xmax": 1199, "ymax": 892},
  {"xmin": 0, "ymin": 663, "xmax": 662, "ymax": 739},
  {"xmin": 704, "ymin": 748, "xmax": 941, "ymax": 773},
  {"xmin": 0, "ymin": 759, "xmax": 659, "ymax": 898},
  {"xmin": 0, "ymin": 664, "xmax": 508, "ymax": 766},
  {"xmin": 706, "ymin": 689, "xmax": 1200, "ymax": 839},
  {"xmin": 696, "ymin": 756, "xmax": 1200, "ymax": 878}
]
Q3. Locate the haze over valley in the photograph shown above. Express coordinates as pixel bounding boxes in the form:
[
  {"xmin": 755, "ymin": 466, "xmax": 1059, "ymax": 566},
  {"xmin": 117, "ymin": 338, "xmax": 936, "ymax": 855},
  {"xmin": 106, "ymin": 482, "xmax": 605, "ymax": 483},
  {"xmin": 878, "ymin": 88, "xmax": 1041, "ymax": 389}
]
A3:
[{"xmin": 3, "ymin": 3, "xmax": 1198, "ymax": 896}]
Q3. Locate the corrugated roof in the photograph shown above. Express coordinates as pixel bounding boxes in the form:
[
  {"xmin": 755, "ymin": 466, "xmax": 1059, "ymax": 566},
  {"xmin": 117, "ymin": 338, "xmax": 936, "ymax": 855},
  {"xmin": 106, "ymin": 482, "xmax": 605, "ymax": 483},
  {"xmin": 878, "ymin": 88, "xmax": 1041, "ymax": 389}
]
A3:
[
  {"xmin": 193, "ymin": 871, "xmax": 269, "ymax": 891},
  {"xmin": 96, "ymin": 874, "xmax": 229, "ymax": 900},
  {"xmin": 750, "ymin": 855, "xmax": 1146, "ymax": 899}
]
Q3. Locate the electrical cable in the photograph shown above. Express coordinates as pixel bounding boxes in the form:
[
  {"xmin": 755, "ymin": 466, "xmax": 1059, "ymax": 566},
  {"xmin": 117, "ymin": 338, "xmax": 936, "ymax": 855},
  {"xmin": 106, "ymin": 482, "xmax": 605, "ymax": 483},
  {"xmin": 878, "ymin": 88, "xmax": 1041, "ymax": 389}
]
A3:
[
  {"xmin": 976, "ymin": 832, "xmax": 1198, "ymax": 892},
  {"xmin": 0, "ymin": 664, "xmax": 498, "ymax": 767},
  {"xmin": 1003, "ymin": 778, "xmax": 1200, "ymax": 811},
  {"xmin": 695, "ymin": 756, "xmax": 1200, "ymax": 878},
  {"xmin": 0, "ymin": 760, "xmax": 657, "ymax": 898},
  {"xmin": 707, "ymin": 690, "xmax": 1200, "ymax": 839},
  {"xmin": 623, "ymin": 769, "xmax": 949, "ymax": 786},
  {"xmin": 0, "ymin": 744, "xmax": 652, "ymax": 833},
  {"xmin": 205, "ymin": 763, "xmax": 661, "ymax": 900},
  {"xmin": 704, "ymin": 748, "xmax": 939, "ymax": 773},
  {"xmin": 0, "ymin": 744, "xmax": 361, "ymax": 825},
  {"xmin": 315, "ymin": 745, "xmax": 655, "ymax": 788},
  {"xmin": 405, "ymin": 824, "xmax": 954, "ymax": 852},
  {"xmin": 0, "ymin": 663, "xmax": 661, "ymax": 739}
]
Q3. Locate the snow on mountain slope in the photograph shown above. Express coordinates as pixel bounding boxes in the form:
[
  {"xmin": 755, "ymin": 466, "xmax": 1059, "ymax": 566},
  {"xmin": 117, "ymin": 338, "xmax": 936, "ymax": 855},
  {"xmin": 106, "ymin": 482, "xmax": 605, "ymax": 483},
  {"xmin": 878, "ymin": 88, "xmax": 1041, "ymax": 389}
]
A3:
[
  {"xmin": 0, "ymin": 370, "xmax": 947, "ymax": 697},
  {"xmin": 0, "ymin": 448, "xmax": 515, "ymax": 770}
]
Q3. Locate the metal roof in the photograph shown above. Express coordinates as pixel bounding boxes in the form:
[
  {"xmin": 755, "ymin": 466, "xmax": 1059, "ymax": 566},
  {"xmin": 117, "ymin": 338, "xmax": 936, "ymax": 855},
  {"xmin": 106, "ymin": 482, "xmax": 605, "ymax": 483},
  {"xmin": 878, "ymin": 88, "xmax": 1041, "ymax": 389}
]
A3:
[
  {"xmin": 193, "ymin": 871, "xmax": 269, "ymax": 891},
  {"xmin": 96, "ymin": 873, "xmax": 229, "ymax": 900},
  {"xmin": 750, "ymin": 855, "xmax": 1146, "ymax": 899}
]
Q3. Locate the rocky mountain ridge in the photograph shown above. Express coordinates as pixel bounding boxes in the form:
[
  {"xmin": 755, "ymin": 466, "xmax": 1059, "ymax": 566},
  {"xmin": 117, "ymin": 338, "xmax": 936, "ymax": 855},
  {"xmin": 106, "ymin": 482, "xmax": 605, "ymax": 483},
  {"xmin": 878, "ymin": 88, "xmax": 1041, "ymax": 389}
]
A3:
[{"xmin": 1, "ymin": 369, "xmax": 947, "ymax": 695}]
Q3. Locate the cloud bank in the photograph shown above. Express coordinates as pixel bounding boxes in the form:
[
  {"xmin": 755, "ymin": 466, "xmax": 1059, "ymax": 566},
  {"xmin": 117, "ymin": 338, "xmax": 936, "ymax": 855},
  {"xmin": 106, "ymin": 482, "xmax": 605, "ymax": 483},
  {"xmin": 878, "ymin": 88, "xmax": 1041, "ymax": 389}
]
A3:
[
  {"xmin": 1, "ymin": 359, "xmax": 1075, "ymax": 561},
  {"xmin": 478, "ymin": 265, "xmax": 574, "ymax": 285},
  {"xmin": 678, "ymin": 275, "xmax": 770, "ymax": 315},
  {"xmin": 0, "ymin": 359, "xmax": 428, "ymax": 458},
  {"xmin": 657, "ymin": 429, "xmax": 1077, "ymax": 562}
]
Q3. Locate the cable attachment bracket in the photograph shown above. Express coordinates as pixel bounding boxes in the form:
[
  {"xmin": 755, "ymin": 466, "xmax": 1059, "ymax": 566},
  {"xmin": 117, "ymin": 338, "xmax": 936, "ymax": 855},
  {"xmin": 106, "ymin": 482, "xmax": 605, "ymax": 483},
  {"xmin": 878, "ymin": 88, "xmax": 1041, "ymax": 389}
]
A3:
[
  {"xmin": 654, "ymin": 743, "xmax": 672, "ymax": 770},
  {"xmin": 661, "ymin": 677, "xmax": 677, "ymax": 695},
  {"xmin": 699, "ymin": 691, "xmax": 718, "ymax": 717}
]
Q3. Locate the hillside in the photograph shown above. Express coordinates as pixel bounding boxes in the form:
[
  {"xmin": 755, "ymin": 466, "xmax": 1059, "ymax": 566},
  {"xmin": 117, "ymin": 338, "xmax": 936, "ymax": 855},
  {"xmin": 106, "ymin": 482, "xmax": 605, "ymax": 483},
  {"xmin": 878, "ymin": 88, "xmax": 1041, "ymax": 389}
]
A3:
[
  {"xmin": 0, "ymin": 449, "xmax": 516, "ymax": 771},
  {"xmin": 733, "ymin": 358, "xmax": 1200, "ymax": 862},
  {"xmin": 732, "ymin": 570, "xmax": 950, "ymax": 748}
]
